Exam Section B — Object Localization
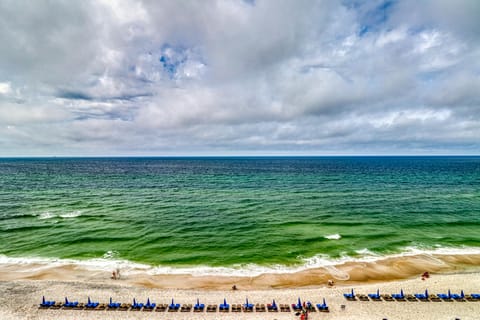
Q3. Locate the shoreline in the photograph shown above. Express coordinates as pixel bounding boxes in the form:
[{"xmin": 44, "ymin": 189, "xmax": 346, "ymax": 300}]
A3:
[{"xmin": 1, "ymin": 253, "xmax": 480, "ymax": 290}]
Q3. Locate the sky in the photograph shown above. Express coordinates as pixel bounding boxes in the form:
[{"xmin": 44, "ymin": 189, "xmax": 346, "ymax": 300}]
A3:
[{"xmin": 0, "ymin": 0, "xmax": 479, "ymax": 156}]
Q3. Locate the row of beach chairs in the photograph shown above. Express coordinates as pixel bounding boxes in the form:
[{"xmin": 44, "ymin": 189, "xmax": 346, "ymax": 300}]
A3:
[
  {"xmin": 344, "ymin": 289, "xmax": 480, "ymax": 302},
  {"xmin": 39, "ymin": 296, "xmax": 330, "ymax": 312}
]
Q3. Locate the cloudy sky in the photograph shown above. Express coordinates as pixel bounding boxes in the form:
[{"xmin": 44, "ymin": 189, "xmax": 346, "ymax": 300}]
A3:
[{"xmin": 0, "ymin": 0, "xmax": 479, "ymax": 156}]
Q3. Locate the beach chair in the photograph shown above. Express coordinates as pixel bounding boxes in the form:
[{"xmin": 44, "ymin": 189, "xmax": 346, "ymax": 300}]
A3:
[
  {"xmin": 368, "ymin": 289, "xmax": 382, "ymax": 301},
  {"xmin": 85, "ymin": 297, "xmax": 99, "ymax": 309},
  {"xmin": 414, "ymin": 289, "xmax": 429, "ymax": 301},
  {"xmin": 392, "ymin": 289, "xmax": 406, "ymax": 301},
  {"xmin": 437, "ymin": 289, "xmax": 453, "ymax": 301},
  {"xmin": 358, "ymin": 294, "xmax": 370, "ymax": 301},
  {"xmin": 243, "ymin": 298, "xmax": 254, "ymax": 312},
  {"xmin": 316, "ymin": 298, "xmax": 329, "ymax": 312},
  {"xmin": 344, "ymin": 289, "xmax": 356, "ymax": 300},
  {"xmin": 118, "ymin": 302, "xmax": 130, "ymax": 311},
  {"xmin": 305, "ymin": 301, "xmax": 316, "ymax": 312},
  {"xmin": 63, "ymin": 297, "xmax": 78, "ymax": 309},
  {"xmin": 206, "ymin": 304, "xmax": 217, "ymax": 312},
  {"xmin": 465, "ymin": 293, "xmax": 480, "ymax": 301},
  {"xmin": 292, "ymin": 297, "xmax": 303, "ymax": 311},
  {"xmin": 231, "ymin": 303, "xmax": 242, "ymax": 312},
  {"xmin": 168, "ymin": 298, "xmax": 180, "ymax": 311},
  {"xmin": 39, "ymin": 296, "xmax": 55, "ymax": 309},
  {"xmin": 219, "ymin": 298, "xmax": 230, "ymax": 312},
  {"xmin": 107, "ymin": 297, "xmax": 121, "ymax": 310},
  {"xmin": 267, "ymin": 299, "xmax": 278, "ymax": 312},
  {"xmin": 131, "ymin": 298, "xmax": 144, "ymax": 311},
  {"xmin": 405, "ymin": 294, "xmax": 418, "ymax": 302},
  {"xmin": 155, "ymin": 304, "xmax": 168, "ymax": 312},
  {"xmin": 193, "ymin": 299, "xmax": 205, "ymax": 312},
  {"xmin": 255, "ymin": 303, "xmax": 266, "ymax": 312},
  {"xmin": 180, "ymin": 303, "xmax": 192, "ymax": 312},
  {"xmin": 143, "ymin": 298, "xmax": 156, "ymax": 311}
]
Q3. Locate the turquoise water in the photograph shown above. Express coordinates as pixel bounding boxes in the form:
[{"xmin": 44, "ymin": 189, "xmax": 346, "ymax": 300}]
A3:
[{"xmin": 1, "ymin": 157, "xmax": 479, "ymax": 272}]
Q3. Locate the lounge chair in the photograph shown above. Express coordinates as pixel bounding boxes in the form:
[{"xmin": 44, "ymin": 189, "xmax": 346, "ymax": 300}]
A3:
[
  {"xmin": 358, "ymin": 294, "xmax": 369, "ymax": 301},
  {"xmin": 63, "ymin": 297, "xmax": 78, "ymax": 308},
  {"xmin": 193, "ymin": 299, "xmax": 205, "ymax": 312},
  {"xmin": 143, "ymin": 298, "xmax": 156, "ymax": 311},
  {"xmin": 118, "ymin": 303, "xmax": 130, "ymax": 311},
  {"xmin": 206, "ymin": 304, "xmax": 217, "ymax": 312},
  {"xmin": 344, "ymin": 289, "xmax": 356, "ymax": 300},
  {"xmin": 405, "ymin": 294, "xmax": 418, "ymax": 302},
  {"xmin": 131, "ymin": 298, "xmax": 144, "ymax": 311},
  {"xmin": 155, "ymin": 304, "xmax": 168, "ymax": 312},
  {"xmin": 392, "ymin": 289, "xmax": 405, "ymax": 301},
  {"xmin": 219, "ymin": 298, "xmax": 230, "ymax": 312},
  {"xmin": 267, "ymin": 299, "xmax": 278, "ymax": 312},
  {"xmin": 414, "ymin": 289, "xmax": 429, "ymax": 301},
  {"xmin": 280, "ymin": 303, "xmax": 291, "ymax": 312},
  {"xmin": 168, "ymin": 298, "xmax": 180, "ymax": 311},
  {"xmin": 243, "ymin": 298, "xmax": 254, "ymax": 312},
  {"xmin": 180, "ymin": 304, "xmax": 192, "ymax": 312},
  {"xmin": 255, "ymin": 303, "xmax": 266, "ymax": 312},
  {"xmin": 39, "ymin": 296, "xmax": 55, "ymax": 308},
  {"xmin": 316, "ymin": 298, "xmax": 329, "ymax": 312},
  {"xmin": 85, "ymin": 297, "xmax": 99, "ymax": 309},
  {"xmin": 292, "ymin": 297, "xmax": 303, "ymax": 311},
  {"xmin": 368, "ymin": 289, "xmax": 381, "ymax": 301},
  {"xmin": 107, "ymin": 297, "xmax": 121, "ymax": 310},
  {"xmin": 231, "ymin": 304, "xmax": 242, "ymax": 312}
]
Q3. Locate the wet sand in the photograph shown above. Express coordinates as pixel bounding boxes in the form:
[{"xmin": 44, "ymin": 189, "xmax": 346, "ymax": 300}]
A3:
[{"xmin": 1, "ymin": 254, "xmax": 480, "ymax": 319}]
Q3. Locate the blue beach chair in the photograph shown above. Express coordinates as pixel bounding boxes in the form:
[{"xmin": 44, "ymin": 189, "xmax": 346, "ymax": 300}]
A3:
[
  {"xmin": 40, "ymin": 296, "xmax": 55, "ymax": 308},
  {"xmin": 144, "ymin": 297, "xmax": 156, "ymax": 310},
  {"xmin": 392, "ymin": 289, "xmax": 405, "ymax": 300},
  {"xmin": 169, "ymin": 298, "xmax": 180, "ymax": 311},
  {"xmin": 193, "ymin": 298, "xmax": 205, "ymax": 311},
  {"xmin": 219, "ymin": 298, "xmax": 230, "ymax": 311},
  {"xmin": 344, "ymin": 289, "xmax": 356, "ymax": 300},
  {"xmin": 244, "ymin": 298, "xmax": 254, "ymax": 311},
  {"xmin": 414, "ymin": 289, "xmax": 429, "ymax": 300},
  {"xmin": 292, "ymin": 297, "xmax": 302, "ymax": 311},
  {"xmin": 85, "ymin": 296, "xmax": 99, "ymax": 309},
  {"xmin": 108, "ymin": 297, "xmax": 121, "ymax": 309},
  {"xmin": 267, "ymin": 299, "xmax": 278, "ymax": 311},
  {"xmin": 63, "ymin": 297, "xmax": 78, "ymax": 308},
  {"xmin": 131, "ymin": 298, "xmax": 144, "ymax": 310},
  {"xmin": 368, "ymin": 289, "xmax": 381, "ymax": 300},
  {"xmin": 316, "ymin": 298, "xmax": 329, "ymax": 312}
]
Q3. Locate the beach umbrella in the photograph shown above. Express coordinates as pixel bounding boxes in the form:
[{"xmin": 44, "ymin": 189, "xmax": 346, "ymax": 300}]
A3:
[
  {"xmin": 42, "ymin": 296, "xmax": 46, "ymax": 304},
  {"xmin": 461, "ymin": 290, "xmax": 465, "ymax": 298},
  {"xmin": 147, "ymin": 298, "xmax": 150, "ymax": 306},
  {"xmin": 88, "ymin": 297, "xmax": 91, "ymax": 304},
  {"xmin": 376, "ymin": 289, "xmax": 380, "ymax": 297},
  {"xmin": 223, "ymin": 298, "xmax": 227, "ymax": 306},
  {"xmin": 448, "ymin": 289, "xmax": 451, "ymax": 299},
  {"xmin": 297, "ymin": 297, "xmax": 301, "ymax": 307},
  {"xmin": 351, "ymin": 288, "xmax": 355, "ymax": 296},
  {"xmin": 323, "ymin": 298, "xmax": 326, "ymax": 306},
  {"xmin": 400, "ymin": 289, "xmax": 404, "ymax": 297},
  {"xmin": 196, "ymin": 298, "xmax": 200, "ymax": 306},
  {"xmin": 425, "ymin": 289, "xmax": 429, "ymax": 297},
  {"xmin": 272, "ymin": 299, "xmax": 276, "ymax": 307},
  {"xmin": 133, "ymin": 298, "xmax": 136, "ymax": 305},
  {"xmin": 110, "ymin": 297, "xmax": 112, "ymax": 304},
  {"xmin": 65, "ymin": 297, "xmax": 69, "ymax": 304},
  {"xmin": 245, "ymin": 297, "xmax": 249, "ymax": 306}
]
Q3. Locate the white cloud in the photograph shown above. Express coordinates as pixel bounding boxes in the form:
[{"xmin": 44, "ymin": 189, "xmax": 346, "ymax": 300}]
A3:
[{"xmin": 0, "ymin": 0, "xmax": 479, "ymax": 155}]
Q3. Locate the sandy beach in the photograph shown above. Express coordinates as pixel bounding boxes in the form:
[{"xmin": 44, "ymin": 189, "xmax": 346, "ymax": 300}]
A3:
[{"xmin": 1, "ymin": 259, "xmax": 479, "ymax": 320}]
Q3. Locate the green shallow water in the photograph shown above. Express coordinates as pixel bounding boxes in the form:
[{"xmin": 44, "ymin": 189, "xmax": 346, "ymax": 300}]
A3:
[{"xmin": 1, "ymin": 156, "xmax": 479, "ymax": 269}]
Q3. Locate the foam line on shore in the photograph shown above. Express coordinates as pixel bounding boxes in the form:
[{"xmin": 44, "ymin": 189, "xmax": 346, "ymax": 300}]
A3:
[{"xmin": 1, "ymin": 246, "xmax": 480, "ymax": 278}]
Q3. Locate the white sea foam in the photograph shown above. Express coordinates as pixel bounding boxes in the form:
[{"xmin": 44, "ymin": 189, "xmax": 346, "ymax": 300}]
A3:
[
  {"xmin": 324, "ymin": 234, "xmax": 341, "ymax": 240},
  {"xmin": 38, "ymin": 212, "xmax": 56, "ymax": 220},
  {"xmin": 1, "ymin": 246, "xmax": 480, "ymax": 277},
  {"xmin": 59, "ymin": 210, "xmax": 82, "ymax": 218}
]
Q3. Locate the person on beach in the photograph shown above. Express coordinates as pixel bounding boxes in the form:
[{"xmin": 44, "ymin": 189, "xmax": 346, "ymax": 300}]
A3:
[
  {"xmin": 232, "ymin": 284, "xmax": 237, "ymax": 290},
  {"xmin": 111, "ymin": 270, "xmax": 117, "ymax": 279},
  {"xmin": 421, "ymin": 271, "xmax": 430, "ymax": 280}
]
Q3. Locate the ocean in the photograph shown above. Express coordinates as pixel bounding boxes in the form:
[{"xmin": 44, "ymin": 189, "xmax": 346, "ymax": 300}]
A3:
[{"xmin": 1, "ymin": 156, "xmax": 479, "ymax": 276}]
